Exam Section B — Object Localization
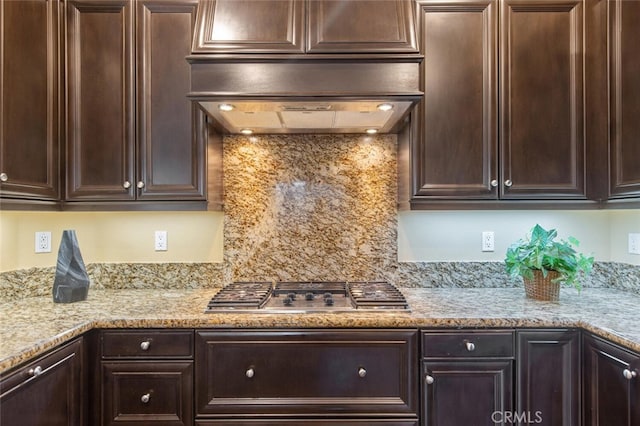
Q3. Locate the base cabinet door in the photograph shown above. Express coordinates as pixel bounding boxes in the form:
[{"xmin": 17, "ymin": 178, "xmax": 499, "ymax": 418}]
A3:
[
  {"xmin": 583, "ymin": 333, "xmax": 640, "ymax": 426},
  {"xmin": 422, "ymin": 360, "xmax": 513, "ymax": 426},
  {"xmin": 102, "ymin": 361, "xmax": 193, "ymax": 426},
  {"xmin": 516, "ymin": 329, "xmax": 580, "ymax": 426},
  {"xmin": 0, "ymin": 338, "xmax": 84, "ymax": 426}
]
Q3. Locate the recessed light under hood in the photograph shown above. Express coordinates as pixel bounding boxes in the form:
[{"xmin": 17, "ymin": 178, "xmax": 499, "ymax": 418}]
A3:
[
  {"xmin": 187, "ymin": 55, "xmax": 423, "ymax": 134},
  {"xmin": 198, "ymin": 99, "xmax": 415, "ymax": 134}
]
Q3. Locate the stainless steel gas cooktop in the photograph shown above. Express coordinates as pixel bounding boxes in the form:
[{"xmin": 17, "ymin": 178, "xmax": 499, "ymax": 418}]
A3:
[{"xmin": 205, "ymin": 281, "xmax": 409, "ymax": 313}]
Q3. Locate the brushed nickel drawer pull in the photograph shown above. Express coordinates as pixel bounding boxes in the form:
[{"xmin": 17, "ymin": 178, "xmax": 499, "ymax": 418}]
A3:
[
  {"xmin": 358, "ymin": 367, "xmax": 367, "ymax": 378},
  {"xmin": 141, "ymin": 393, "xmax": 150, "ymax": 404},
  {"xmin": 623, "ymin": 369, "xmax": 637, "ymax": 380},
  {"xmin": 246, "ymin": 367, "xmax": 255, "ymax": 378},
  {"xmin": 465, "ymin": 341, "xmax": 476, "ymax": 352},
  {"xmin": 28, "ymin": 366, "xmax": 43, "ymax": 377},
  {"xmin": 140, "ymin": 341, "xmax": 151, "ymax": 351}
]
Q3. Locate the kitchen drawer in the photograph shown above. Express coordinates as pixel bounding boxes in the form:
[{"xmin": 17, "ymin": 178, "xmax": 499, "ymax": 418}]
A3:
[
  {"xmin": 421, "ymin": 330, "xmax": 514, "ymax": 359},
  {"xmin": 197, "ymin": 420, "xmax": 418, "ymax": 425},
  {"xmin": 195, "ymin": 329, "xmax": 418, "ymax": 418},
  {"xmin": 102, "ymin": 361, "xmax": 193, "ymax": 426},
  {"xmin": 102, "ymin": 329, "xmax": 193, "ymax": 359}
]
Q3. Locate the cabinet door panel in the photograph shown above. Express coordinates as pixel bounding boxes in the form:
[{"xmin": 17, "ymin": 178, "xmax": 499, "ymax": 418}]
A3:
[
  {"xmin": 414, "ymin": 1, "xmax": 498, "ymax": 199},
  {"xmin": 102, "ymin": 361, "xmax": 193, "ymax": 426},
  {"xmin": 609, "ymin": 0, "xmax": 640, "ymax": 198},
  {"xmin": 137, "ymin": 0, "xmax": 205, "ymax": 200},
  {"xmin": 66, "ymin": 0, "xmax": 135, "ymax": 200},
  {"xmin": 0, "ymin": 339, "xmax": 83, "ymax": 426},
  {"xmin": 0, "ymin": 0, "xmax": 59, "ymax": 200},
  {"xmin": 307, "ymin": 0, "xmax": 418, "ymax": 53},
  {"xmin": 583, "ymin": 334, "xmax": 640, "ymax": 426},
  {"xmin": 422, "ymin": 360, "xmax": 512, "ymax": 426},
  {"xmin": 517, "ymin": 330, "xmax": 580, "ymax": 426},
  {"xmin": 500, "ymin": 0, "xmax": 585, "ymax": 199},
  {"xmin": 192, "ymin": 0, "xmax": 304, "ymax": 53}
]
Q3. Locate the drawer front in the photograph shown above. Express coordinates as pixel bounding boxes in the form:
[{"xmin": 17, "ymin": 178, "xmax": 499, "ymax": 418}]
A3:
[
  {"xmin": 102, "ymin": 361, "xmax": 193, "ymax": 426},
  {"xmin": 197, "ymin": 420, "xmax": 418, "ymax": 425},
  {"xmin": 102, "ymin": 330, "xmax": 193, "ymax": 358},
  {"xmin": 195, "ymin": 329, "xmax": 418, "ymax": 417},
  {"xmin": 422, "ymin": 330, "xmax": 514, "ymax": 358}
]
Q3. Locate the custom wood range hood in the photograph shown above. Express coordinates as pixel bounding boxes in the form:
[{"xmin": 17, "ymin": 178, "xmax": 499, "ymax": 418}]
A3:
[{"xmin": 187, "ymin": 0, "xmax": 423, "ymax": 135}]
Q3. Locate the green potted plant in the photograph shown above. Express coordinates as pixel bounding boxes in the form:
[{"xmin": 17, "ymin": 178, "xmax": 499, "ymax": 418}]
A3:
[{"xmin": 505, "ymin": 224, "xmax": 594, "ymax": 301}]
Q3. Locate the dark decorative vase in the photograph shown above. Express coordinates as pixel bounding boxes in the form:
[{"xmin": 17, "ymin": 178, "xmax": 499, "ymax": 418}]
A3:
[{"xmin": 53, "ymin": 230, "xmax": 90, "ymax": 303}]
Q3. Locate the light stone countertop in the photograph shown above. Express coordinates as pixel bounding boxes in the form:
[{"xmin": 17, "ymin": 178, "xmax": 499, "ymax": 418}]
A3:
[{"xmin": 1, "ymin": 287, "xmax": 639, "ymax": 374}]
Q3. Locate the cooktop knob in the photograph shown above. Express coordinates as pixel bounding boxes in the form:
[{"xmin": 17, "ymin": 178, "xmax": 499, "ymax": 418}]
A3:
[
  {"xmin": 287, "ymin": 292, "xmax": 296, "ymax": 300},
  {"xmin": 323, "ymin": 292, "xmax": 332, "ymax": 299},
  {"xmin": 305, "ymin": 292, "xmax": 314, "ymax": 301},
  {"xmin": 325, "ymin": 297, "xmax": 334, "ymax": 306},
  {"xmin": 283, "ymin": 296, "xmax": 293, "ymax": 306}
]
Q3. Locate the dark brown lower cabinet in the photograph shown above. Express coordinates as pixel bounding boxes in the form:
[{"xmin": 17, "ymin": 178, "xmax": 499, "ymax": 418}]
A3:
[
  {"xmin": 195, "ymin": 329, "xmax": 418, "ymax": 424},
  {"xmin": 516, "ymin": 329, "xmax": 581, "ymax": 426},
  {"xmin": 100, "ymin": 329, "xmax": 194, "ymax": 426},
  {"xmin": 102, "ymin": 361, "xmax": 193, "ymax": 426},
  {"xmin": 0, "ymin": 338, "xmax": 84, "ymax": 426},
  {"xmin": 421, "ymin": 330, "xmax": 514, "ymax": 426},
  {"xmin": 583, "ymin": 333, "xmax": 640, "ymax": 426}
]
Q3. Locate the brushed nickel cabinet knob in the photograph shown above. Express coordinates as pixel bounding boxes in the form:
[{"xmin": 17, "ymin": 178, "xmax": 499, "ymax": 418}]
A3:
[
  {"xmin": 123, "ymin": 181, "xmax": 131, "ymax": 189},
  {"xmin": 504, "ymin": 179, "xmax": 513, "ymax": 187},
  {"xmin": 0, "ymin": 173, "xmax": 8, "ymax": 182},
  {"xmin": 426, "ymin": 374, "xmax": 434, "ymax": 385},
  {"xmin": 623, "ymin": 369, "xmax": 637, "ymax": 380},
  {"xmin": 137, "ymin": 181, "xmax": 145, "ymax": 189}
]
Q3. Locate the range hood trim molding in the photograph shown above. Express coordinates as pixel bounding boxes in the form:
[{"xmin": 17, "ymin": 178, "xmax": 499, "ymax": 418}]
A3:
[{"xmin": 189, "ymin": 54, "xmax": 423, "ymax": 134}]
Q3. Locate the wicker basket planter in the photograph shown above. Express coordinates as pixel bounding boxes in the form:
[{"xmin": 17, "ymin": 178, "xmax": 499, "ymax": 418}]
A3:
[{"xmin": 524, "ymin": 270, "xmax": 561, "ymax": 301}]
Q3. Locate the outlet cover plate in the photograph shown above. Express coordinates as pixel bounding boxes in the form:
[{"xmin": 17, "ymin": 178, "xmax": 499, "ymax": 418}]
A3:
[
  {"xmin": 629, "ymin": 233, "xmax": 640, "ymax": 255},
  {"xmin": 482, "ymin": 231, "xmax": 495, "ymax": 252},
  {"xmin": 35, "ymin": 231, "xmax": 52, "ymax": 253},
  {"xmin": 155, "ymin": 231, "xmax": 168, "ymax": 251}
]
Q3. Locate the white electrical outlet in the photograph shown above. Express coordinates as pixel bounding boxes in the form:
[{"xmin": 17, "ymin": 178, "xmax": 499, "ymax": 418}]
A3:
[
  {"xmin": 482, "ymin": 231, "xmax": 495, "ymax": 252},
  {"xmin": 629, "ymin": 233, "xmax": 640, "ymax": 255},
  {"xmin": 35, "ymin": 231, "xmax": 52, "ymax": 253},
  {"xmin": 155, "ymin": 231, "xmax": 168, "ymax": 251}
]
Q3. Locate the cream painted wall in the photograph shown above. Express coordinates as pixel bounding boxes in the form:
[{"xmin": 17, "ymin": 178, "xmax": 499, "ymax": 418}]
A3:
[
  {"xmin": 0, "ymin": 211, "xmax": 224, "ymax": 272},
  {"xmin": 398, "ymin": 210, "xmax": 640, "ymax": 265},
  {"xmin": 1, "ymin": 209, "xmax": 638, "ymax": 272}
]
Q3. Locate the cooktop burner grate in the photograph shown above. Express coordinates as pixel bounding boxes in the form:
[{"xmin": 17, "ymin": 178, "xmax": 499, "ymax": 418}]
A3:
[
  {"xmin": 206, "ymin": 281, "xmax": 272, "ymax": 310},
  {"xmin": 347, "ymin": 281, "xmax": 409, "ymax": 309}
]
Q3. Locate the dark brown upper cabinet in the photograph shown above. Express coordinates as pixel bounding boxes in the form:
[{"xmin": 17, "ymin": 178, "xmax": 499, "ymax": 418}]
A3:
[
  {"xmin": 0, "ymin": 0, "xmax": 61, "ymax": 203},
  {"xmin": 66, "ymin": 0, "xmax": 206, "ymax": 206},
  {"xmin": 608, "ymin": 0, "xmax": 640, "ymax": 199},
  {"xmin": 192, "ymin": 0, "xmax": 304, "ymax": 53},
  {"xmin": 412, "ymin": 0, "xmax": 498, "ymax": 200},
  {"xmin": 192, "ymin": 0, "xmax": 418, "ymax": 54},
  {"xmin": 66, "ymin": 0, "xmax": 135, "ymax": 201},
  {"xmin": 500, "ymin": 0, "xmax": 585, "ymax": 200},
  {"xmin": 306, "ymin": 0, "xmax": 418, "ymax": 53},
  {"xmin": 411, "ymin": 0, "xmax": 588, "ymax": 206}
]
